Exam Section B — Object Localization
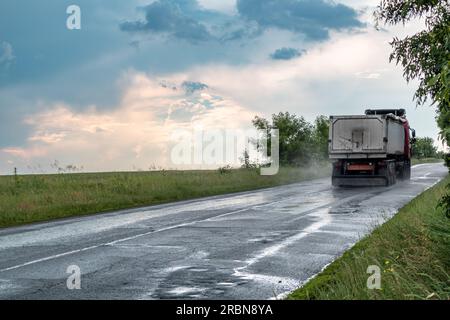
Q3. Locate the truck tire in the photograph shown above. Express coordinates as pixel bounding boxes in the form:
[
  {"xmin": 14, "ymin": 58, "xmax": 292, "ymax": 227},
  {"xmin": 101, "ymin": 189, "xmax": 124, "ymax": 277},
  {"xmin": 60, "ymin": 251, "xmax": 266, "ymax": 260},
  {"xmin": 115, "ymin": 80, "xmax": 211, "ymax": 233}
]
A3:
[
  {"xmin": 383, "ymin": 161, "xmax": 396, "ymax": 186},
  {"xmin": 332, "ymin": 178, "xmax": 339, "ymax": 187},
  {"xmin": 332, "ymin": 163, "xmax": 342, "ymax": 187},
  {"xmin": 391, "ymin": 162, "xmax": 397, "ymax": 185},
  {"xmin": 398, "ymin": 160, "xmax": 411, "ymax": 180},
  {"xmin": 397, "ymin": 163, "xmax": 404, "ymax": 180},
  {"xmin": 404, "ymin": 161, "xmax": 411, "ymax": 180},
  {"xmin": 379, "ymin": 167, "xmax": 390, "ymax": 186},
  {"xmin": 391, "ymin": 167, "xmax": 397, "ymax": 185}
]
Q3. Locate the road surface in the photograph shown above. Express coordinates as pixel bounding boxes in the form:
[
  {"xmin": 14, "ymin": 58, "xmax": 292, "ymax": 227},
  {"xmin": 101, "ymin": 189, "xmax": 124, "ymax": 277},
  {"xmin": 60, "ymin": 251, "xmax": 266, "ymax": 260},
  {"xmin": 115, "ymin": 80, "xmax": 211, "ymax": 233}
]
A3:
[{"xmin": 0, "ymin": 163, "xmax": 446, "ymax": 300}]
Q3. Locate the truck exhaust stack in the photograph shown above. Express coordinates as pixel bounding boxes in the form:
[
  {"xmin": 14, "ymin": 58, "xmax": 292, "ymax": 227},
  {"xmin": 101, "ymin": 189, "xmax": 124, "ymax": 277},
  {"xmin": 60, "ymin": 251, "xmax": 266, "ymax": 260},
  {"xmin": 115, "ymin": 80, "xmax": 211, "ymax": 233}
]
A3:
[{"xmin": 329, "ymin": 109, "xmax": 415, "ymax": 187}]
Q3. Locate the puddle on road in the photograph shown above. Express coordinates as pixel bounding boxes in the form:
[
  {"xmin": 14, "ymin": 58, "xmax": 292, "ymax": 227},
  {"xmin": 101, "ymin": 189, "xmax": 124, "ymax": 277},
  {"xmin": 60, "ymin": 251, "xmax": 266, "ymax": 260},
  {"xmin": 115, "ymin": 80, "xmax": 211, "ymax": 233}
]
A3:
[
  {"xmin": 328, "ymin": 201, "xmax": 361, "ymax": 215},
  {"xmin": 153, "ymin": 264, "xmax": 244, "ymax": 299}
]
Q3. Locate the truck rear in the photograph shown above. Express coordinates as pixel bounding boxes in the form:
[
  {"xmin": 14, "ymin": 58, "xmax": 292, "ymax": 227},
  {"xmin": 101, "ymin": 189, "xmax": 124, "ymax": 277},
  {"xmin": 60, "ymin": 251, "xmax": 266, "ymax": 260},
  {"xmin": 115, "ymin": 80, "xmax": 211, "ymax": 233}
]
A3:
[{"xmin": 329, "ymin": 109, "xmax": 414, "ymax": 187}]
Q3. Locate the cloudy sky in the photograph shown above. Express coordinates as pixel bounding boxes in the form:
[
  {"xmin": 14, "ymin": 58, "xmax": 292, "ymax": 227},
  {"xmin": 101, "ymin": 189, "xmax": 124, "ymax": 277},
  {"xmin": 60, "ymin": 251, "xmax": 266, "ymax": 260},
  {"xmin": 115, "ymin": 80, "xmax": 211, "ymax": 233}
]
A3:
[{"xmin": 0, "ymin": 0, "xmax": 441, "ymax": 174}]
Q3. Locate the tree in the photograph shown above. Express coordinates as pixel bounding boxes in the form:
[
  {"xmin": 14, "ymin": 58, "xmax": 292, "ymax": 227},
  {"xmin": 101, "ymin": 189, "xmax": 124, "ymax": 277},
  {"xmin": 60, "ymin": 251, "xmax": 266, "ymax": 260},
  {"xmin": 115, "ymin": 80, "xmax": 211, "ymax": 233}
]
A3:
[
  {"xmin": 413, "ymin": 137, "xmax": 438, "ymax": 158},
  {"xmin": 375, "ymin": 0, "xmax": 449, "ymax": 143},
  {"xmin": 251, "ymin": 112, "xmax": 329, "ymax": 166},
  {"xmin": 312, "ymin": 115, "xmax": 330, "ymax": 160},
  {"xmin": 375, "ymin": 1, "xmax": 449, "ymax": 216}
]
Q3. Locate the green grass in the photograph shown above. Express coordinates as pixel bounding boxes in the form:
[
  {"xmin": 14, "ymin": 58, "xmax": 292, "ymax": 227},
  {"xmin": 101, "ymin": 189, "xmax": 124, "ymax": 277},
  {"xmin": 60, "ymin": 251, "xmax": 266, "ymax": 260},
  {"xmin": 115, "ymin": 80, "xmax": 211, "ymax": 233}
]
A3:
[
  {"xmin": 412, "ymin": 158, "xmax": 444, "ymax": 165},
  {"xmin": 0, "ymin": 164, "xmax": 330, "ymax": 229},
  {"xmin": 288, "ymin": 175, "xmax": 450, "ymax": 300}
]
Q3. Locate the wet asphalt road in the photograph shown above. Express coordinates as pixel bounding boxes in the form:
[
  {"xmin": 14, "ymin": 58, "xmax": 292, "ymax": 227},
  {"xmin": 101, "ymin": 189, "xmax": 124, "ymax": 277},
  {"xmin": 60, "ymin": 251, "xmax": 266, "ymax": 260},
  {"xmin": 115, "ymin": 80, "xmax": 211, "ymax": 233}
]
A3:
[{"xmin": 0, "ymin": 163, "xmax": 447, "ymax": 300}]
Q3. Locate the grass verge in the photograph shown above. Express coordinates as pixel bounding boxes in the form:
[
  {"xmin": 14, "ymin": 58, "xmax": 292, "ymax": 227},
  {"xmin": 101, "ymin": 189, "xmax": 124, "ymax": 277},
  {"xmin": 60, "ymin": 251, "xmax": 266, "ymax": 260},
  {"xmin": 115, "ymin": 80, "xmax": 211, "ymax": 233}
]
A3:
[
  {"xmin": 412, "ymin": 158, "xmax": 444, "ymax": 165},
  {"xmin": 0, "ymin": 164, "xmax": 330, "ymax": 229},
  {"xmin": 288, "ymin": 175, "xmax": 450, "ymax": 300}
]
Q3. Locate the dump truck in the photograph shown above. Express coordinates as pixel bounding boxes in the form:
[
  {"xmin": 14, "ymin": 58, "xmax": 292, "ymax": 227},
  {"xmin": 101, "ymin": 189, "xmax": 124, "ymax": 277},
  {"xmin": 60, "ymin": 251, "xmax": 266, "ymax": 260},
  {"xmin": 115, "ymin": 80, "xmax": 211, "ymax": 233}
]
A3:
[{"xmin": 329, "ymin": 109, "xmax": 416, "ymax": 187}]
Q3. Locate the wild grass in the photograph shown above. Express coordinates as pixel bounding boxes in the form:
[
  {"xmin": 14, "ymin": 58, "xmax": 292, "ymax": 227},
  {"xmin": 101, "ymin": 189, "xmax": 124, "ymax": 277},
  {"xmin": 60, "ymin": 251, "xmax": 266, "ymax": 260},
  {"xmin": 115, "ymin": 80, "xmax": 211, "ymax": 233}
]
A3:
[
  {"xmin": 412, "ymin": 158, "xmax": 444, "ymax": 165},
  {"xmin": 0, "ymin": 164, "xmax": 330, "ymax": 228},
  {"xmin": 288, "ymin": 175, "xmax": 450, "ymax": 300}
]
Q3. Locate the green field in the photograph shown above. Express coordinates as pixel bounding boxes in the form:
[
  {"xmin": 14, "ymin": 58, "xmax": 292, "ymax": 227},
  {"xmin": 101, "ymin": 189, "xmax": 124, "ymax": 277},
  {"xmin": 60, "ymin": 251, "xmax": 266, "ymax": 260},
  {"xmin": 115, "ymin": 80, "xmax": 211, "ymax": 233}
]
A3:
[
  {"xmin": 288, "ymin": 175, "xmax": 450, "ymax": 300},
  {"xmin": 0, "ymin": 164, "xmax": 330, "ymax": 229},
  {"xmin": 0, "ymin": 158, "xmax": 442, "ymax": 229}
]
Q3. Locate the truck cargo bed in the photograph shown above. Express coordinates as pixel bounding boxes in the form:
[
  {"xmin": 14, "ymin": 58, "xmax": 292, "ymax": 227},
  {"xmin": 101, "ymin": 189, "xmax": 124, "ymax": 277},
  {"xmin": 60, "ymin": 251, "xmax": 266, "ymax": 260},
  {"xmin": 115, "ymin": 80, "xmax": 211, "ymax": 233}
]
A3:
[{"xmin": 329, "ymin": 115, "xmax": 405, "ymax": 159}]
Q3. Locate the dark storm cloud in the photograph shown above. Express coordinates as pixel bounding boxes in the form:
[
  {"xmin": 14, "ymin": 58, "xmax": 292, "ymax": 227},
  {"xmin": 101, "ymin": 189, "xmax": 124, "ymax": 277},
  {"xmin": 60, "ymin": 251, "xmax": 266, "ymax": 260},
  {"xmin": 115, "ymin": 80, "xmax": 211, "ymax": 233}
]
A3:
[
  {"xmin": 182, "ymin": 81, "xmax": 209, "ymax": 94},
  {"xmin": 121, "ymin": 0, "xmax": 364, "ymax": 43},
  {"xmin": 120, "ymin": 0, "xmax": 214, "ymax": 43},
  {"xmin": 270, "ymin": 47, "xmax": 305, "ymax": 60},
  {"xmin": 236, "ymin": 0, "xmax": 365, "ymax": 41}
]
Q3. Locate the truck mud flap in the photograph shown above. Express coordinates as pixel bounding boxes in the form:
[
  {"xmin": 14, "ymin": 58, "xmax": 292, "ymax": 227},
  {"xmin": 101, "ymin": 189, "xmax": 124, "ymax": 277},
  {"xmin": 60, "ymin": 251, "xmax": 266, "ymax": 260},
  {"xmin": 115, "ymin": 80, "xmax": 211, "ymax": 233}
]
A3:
[{"xmin": 332, "ymin": 176, "xmax": 388, "ymax": 187}]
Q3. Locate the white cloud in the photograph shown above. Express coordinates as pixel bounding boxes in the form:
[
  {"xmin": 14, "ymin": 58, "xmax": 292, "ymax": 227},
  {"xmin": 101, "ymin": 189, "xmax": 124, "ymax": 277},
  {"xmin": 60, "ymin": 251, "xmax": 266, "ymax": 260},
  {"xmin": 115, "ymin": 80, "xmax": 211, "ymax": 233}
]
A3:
[
  {"xmin": 198, "ymin": 0, "xmax": 237, "ymax": 14},
  {"xmin": 178, "ymin": 26, "xmax": 438, "ymax": 138},
  {"xmin": 2, "ymin": 147, "xmax": 46, "ymax": 159},
  {"xmin": 0, "ymin": 71, "xmax": 255, "ymax": 173}
]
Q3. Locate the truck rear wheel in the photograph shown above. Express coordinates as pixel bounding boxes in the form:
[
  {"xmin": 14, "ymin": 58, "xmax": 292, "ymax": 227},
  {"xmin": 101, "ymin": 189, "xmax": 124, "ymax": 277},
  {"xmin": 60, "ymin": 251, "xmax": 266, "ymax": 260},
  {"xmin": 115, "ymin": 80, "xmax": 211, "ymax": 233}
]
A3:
[
  {"xmin": 390, "ymin": 162, "xmax": 397, "ymax": 185},
  {"xmin": 399, "ymin": 160, "xmax": 411, "ymax": 180},
  {"xmin": 404, "ymin": 160, "xmax": 411, "ymax": 180},
  {"xmin": 391, "ymin": 167, "xmax": 397, "ymax": 185},
  {"xmin": 381, "ymin": 161, "xmax": 396, "ymax": 186},
  {"xmin": 379, "ymin": 167, "xmax": 390, "ymax": 186},
  {"xmin": 332, "ymin": 178, "xmax": 339, "ymax": 187}
]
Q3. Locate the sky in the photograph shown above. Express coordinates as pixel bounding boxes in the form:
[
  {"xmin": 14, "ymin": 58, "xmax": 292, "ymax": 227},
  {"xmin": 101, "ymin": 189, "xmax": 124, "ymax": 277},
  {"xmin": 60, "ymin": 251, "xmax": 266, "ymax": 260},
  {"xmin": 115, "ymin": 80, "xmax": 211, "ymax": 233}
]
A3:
[{"xmin": 0, "ymin": 0, "xmax": 443, "ymax": 174}]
